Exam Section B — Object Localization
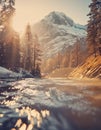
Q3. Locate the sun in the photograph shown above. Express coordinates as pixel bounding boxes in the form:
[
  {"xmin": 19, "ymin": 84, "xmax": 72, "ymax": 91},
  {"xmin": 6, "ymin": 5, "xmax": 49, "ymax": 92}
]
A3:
[{"xmin": 12, "ymin": 14, "xmax": 26, "ymax": 33}]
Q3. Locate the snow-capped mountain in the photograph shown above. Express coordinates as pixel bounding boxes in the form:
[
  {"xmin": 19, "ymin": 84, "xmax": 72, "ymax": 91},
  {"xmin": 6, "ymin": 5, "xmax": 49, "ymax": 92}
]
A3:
[
  {"xmin": 32, "ymin": 11, "xmax": 87, "ymax": 73},
  {"xmin": 32, "ymin": 11, "xmax": 87, "ymax": 58}
]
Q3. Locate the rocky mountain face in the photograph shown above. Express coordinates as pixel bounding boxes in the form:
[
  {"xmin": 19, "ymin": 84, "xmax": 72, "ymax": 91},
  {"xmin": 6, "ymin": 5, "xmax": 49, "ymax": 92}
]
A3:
[{"xmin": 32, "ymin": 11, "xmax": 87, "ymax": 73}]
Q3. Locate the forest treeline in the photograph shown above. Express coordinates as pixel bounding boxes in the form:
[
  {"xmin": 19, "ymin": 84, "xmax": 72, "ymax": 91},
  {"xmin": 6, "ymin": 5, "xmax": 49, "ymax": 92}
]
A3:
[
  {"xmin": 0, "ymin": 0, "xmax": 41, "ymax": 77},
  {"xmin": 0, "ymin": 0, "xmax": 101, "ymax": 77},
  {"xmin": 87, "ymin": 0, "xmax": 101, "ymax": 56}
]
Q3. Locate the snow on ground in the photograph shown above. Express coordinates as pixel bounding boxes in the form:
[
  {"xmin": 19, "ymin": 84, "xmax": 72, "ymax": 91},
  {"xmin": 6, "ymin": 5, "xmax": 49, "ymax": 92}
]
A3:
[
  {"xmin": 0, "ymin": 67, "xmax": 34, "ymax": 82},
  {"xmin": 0, "ymin": 67, "xmax": 20, "ymax": 79}
]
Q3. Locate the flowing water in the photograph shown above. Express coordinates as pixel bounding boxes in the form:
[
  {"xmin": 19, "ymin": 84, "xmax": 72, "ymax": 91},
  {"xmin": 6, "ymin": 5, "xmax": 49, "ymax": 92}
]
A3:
[{"xmin": 0, "ymin": 78, "xmax": 101, "ymax": 130}]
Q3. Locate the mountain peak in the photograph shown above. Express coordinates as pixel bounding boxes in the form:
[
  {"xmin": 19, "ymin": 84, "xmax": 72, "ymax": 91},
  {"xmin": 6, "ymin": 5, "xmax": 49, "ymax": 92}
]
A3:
[
  {"xmin": 44, "ymin": 11, "xmax": 74, "ymax": 26},
  {"xmin": 32, "ymin": 11, "xmax": 87, "ymax": 60}
]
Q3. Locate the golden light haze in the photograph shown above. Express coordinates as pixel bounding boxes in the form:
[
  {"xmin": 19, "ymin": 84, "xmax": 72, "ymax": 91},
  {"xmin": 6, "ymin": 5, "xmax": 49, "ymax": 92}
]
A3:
[{"xmin": 13, "ymin": 0, "xmax": 91, "ymax": 32}]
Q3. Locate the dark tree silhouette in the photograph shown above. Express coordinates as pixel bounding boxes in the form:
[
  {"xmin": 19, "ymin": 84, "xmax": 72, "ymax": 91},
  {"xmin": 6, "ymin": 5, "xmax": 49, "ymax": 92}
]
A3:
[
  {"xmin": 87, "ymin": 0, "xmax": 101, "ymax": 56},
  {"xmin": 32, "ymin": 34, "xmax": 42, "ymax": 77},
  {"xmin": 0, "ymin": 0, "xmax": 20, "ymax": 70},
  {"xmin": 21, "ymin": 24, "xmax": 33, "ymax": 71},
  {"xmin": 22, "ymin": 25, "xmax": 42, "ymax": 77}
]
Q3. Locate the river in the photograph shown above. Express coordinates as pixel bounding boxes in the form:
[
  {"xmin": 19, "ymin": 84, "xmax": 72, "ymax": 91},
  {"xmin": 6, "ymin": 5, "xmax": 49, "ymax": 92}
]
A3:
[{"xmin": 0, "ymin": 78, "xmax": 101, "ymax": 130}]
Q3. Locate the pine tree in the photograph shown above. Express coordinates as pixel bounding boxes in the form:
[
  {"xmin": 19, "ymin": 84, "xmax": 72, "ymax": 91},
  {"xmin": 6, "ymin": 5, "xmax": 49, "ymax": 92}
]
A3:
[
  {"xmin": 75, "ymin": 38, "xmax": 80, "ymax": 66},
  {"xmin": 32, "ymin": 34, "xmax": 42, "ymax": 77},
  {"xmin": 0, "ymin": 0, "xmax": 20, "ymax": 70},
  {"xmin": 22, "ymin": 25, "xmax": 42, "ymax": 77},
  {"xmin": 57, "ymin": 52, "xmax": 61, "ymax": 68},
  {"xmin": 0, "ymin": 0, "xmax": 15, "ymax": 68},
  {"xmin": 0, "ymin": 0, "xmax": 15, "ymax": 26},
  {"xmin": 95, "ymin": 0, "xmax": 101, "ymax": 55},
  {"xmin": 87, "ymin": 0, "xmax": 101, "ymax": 56},
  {"xmin": 22, "ymin": 24, "xmax": 34, "ymax": 71}
]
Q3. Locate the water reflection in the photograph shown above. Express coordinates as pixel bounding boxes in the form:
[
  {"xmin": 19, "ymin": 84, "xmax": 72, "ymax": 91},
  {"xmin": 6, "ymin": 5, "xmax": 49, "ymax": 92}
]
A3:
[
  {"xmin": 0, "ymin": 106, "xmax": 50, "ymax": 130},
  {"xmin": 0, "ymin": 78, "xmax": 101, "ymax": 130},
  {"xmin": 15, "ymin": 107, "xmax": 50, "ymax": 129},
  {"xmin": 0, "ymin": 105, "xmax": 101, "ymax": 130}
]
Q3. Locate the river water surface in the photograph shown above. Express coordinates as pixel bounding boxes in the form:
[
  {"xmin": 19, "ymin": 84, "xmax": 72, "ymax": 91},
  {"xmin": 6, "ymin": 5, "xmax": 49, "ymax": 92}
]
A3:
[{"xmin": 0, "ymin": 78, "xmax": 101, "ymax": 130}]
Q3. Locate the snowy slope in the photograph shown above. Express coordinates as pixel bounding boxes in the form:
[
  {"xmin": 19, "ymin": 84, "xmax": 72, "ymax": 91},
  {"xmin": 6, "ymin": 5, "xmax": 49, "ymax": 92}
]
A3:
[
  {"xmin": 0, "ymin": 67, "xmax": 34, "ymax": 79},
  {"xmin": 0, "ymin": 66, "xmax": 20, "ymax": 79},
  {"xmin": 32, "ymin": 11, "xmax": 87, "ymax": 58}
]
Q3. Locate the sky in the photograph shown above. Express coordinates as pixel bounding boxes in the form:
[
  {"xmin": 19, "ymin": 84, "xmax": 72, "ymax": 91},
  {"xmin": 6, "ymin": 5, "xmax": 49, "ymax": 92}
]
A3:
[{"xmin": 13, "ymin": 0, "xmax": 91, "ymax": 32}]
